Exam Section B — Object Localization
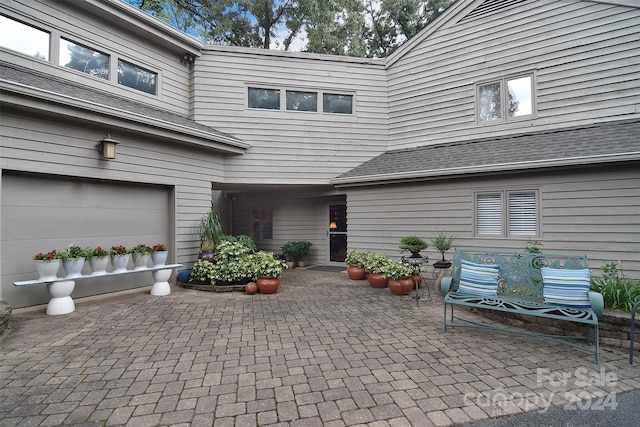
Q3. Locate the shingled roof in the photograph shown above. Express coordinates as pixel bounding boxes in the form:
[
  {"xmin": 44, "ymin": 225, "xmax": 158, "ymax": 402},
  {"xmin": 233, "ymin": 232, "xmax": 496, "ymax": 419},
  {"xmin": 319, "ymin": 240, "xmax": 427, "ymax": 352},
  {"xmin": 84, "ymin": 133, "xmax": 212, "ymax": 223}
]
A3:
[
  {"xmin": 0, "ymin": 62, "xmax": 245, "ymax": 151},
  {"xmin": 332, "ymin": 119, "xmax": 640, "ymax": 186}
]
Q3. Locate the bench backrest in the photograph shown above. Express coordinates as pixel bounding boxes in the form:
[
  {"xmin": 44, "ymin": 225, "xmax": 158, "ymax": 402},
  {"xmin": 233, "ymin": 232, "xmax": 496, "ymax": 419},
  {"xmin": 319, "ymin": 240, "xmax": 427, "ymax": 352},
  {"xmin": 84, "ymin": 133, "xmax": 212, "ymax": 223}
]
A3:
[{"xmin": 449, "ymin": 249, "xmax": 589, "ymax": 299}]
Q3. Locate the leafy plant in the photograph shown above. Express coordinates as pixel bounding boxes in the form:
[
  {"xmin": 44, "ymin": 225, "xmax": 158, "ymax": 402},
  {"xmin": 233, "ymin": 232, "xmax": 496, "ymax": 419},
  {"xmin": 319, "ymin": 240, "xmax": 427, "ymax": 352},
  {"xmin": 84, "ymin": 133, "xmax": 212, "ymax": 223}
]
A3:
[
  {"xmin": 131, "ymin": 244, "xmax": 153, "ymax": 254},
  {"xmin": 250, "ymin": 250, "xmax": 287, "ymax": 278},
  {"xmin": 345, "ymin": 249, "xmax": 367, "ymax": 267},
  {"xmin": 90, "ymin": 246, "xmax": 109, "ymax": 258},
  {"xmin": 590, "ymin": 261, "xmax": 640, "ymax": 312},
  {"xmin": 58, "ymin": 244, "xmax": 91, "ymax": 259},
  {"xmin": 109, "ymin": 245, "xmax": 130, "ymax": 256},
  {"xmin": 382, "ymin": 261, "xmax": 422, "ymax": 280},
  {"xmin": 432, "ymin": 231, "xmax": 455, "ymax": 261},
  {"xmin": 399, "ymin": 236, "xmax": 428, "ymax": 254},
  {"xmin": 524, "ymin": 239, "xmax": 543, "ymax": 254},
  {"xmin": 214, "ymin": 240, "xmax": 253, "ymax": 262},
  {"xmin": 196, "ymin": 210, "xmax": 224, "ymax": 250},
  {"xmin": 152, "ymin": 243, "xmax": 167, "ymax": 252},
  {"xmin": 219, "ymin": 235, "xmax": 257, "ymax": 252},
  {"xmin": 33, "ymin": 249, "xmax": 60, "ymax": 261},
  {"xmin": 190, "ymin": 259, "xmax": 216, "ymax": 282},
  {"xmin": 364, "ymin": 251, "xmax": 392, "ymax": 274},
  {"xmin": 281, "ymin": 241, "xmax": 298, "ymax": 262}
]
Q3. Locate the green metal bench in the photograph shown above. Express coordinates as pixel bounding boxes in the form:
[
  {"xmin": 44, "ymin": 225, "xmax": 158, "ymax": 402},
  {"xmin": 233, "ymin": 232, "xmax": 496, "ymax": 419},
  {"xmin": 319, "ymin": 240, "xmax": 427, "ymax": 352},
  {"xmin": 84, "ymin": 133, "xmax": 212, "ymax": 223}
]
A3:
[{"xmin": 440, "ymin": 249, "xmax": 604, "ymax": 363}]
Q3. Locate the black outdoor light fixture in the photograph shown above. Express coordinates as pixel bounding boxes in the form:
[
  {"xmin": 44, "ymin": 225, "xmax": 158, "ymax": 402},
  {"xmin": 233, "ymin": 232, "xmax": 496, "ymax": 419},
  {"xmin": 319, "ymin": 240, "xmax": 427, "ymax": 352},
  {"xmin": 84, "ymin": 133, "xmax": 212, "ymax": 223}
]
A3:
[{"xmin": 98, "ymin": 134, "xmax": 119, "ymax": 160}]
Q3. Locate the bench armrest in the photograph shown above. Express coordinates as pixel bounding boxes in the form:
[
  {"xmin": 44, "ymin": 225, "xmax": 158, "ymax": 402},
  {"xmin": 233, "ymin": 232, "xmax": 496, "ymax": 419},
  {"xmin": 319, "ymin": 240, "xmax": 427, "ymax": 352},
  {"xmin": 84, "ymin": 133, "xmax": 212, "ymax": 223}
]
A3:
[
  {"xmin": 589, "ymin": 291, "xmax": 604, "ymax": 317},
  {"xmin": 441, "ymin": 277, "xmax": 453, "ymax": 297}
]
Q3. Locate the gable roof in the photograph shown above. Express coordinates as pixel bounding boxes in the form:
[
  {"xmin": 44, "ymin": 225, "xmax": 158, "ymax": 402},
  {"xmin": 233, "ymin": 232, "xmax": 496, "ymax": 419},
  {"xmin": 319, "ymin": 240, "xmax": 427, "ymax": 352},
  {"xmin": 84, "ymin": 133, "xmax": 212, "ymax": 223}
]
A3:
[
  {"xmin": 0, "ymin": 62, "xmax": 247, "ymax": 154},
  {"xmin": 332, "ymin": 119, "xmax": 640, "ymax": 187}
]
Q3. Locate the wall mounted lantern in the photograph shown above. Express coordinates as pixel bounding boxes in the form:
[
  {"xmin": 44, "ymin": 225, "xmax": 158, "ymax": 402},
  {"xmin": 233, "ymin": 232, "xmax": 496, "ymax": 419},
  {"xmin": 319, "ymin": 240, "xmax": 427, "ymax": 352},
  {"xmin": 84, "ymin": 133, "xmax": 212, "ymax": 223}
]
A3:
[
  {"xmin": 98, "ymin": 134, "xmax": 119, "ymax": 160},
  {"xmin": 329, "ymin": 221, "xmax": 338, "ymax": 230}
]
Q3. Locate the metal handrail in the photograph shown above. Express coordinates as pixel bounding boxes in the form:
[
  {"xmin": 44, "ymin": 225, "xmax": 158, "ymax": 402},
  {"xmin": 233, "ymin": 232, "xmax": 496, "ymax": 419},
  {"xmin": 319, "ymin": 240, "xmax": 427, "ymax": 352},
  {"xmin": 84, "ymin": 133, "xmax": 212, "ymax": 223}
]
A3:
[{"xmin": 631, "ymin": 300, "xmax": 640, "ymax": 364}]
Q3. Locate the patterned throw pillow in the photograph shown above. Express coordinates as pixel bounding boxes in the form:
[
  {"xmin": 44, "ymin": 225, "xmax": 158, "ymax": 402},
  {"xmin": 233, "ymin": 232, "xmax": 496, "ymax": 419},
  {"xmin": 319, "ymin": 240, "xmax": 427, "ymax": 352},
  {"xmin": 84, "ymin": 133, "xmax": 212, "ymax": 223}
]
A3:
[
  {"xmin": 458, "ymin": 260, "xmax": 499, "ymax": 297},
  {"xmin": 542, "ymin": 267, "xmax": 591, "ymax": 308}
]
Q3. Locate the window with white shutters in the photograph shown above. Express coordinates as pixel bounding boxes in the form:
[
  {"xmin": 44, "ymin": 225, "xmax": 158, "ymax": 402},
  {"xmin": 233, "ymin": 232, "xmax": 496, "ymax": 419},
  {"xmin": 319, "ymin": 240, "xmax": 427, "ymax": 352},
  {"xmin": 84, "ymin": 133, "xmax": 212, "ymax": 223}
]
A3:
[{"xmin": 475, "ymin": 190, "xmax": 538, "ymax": 237}]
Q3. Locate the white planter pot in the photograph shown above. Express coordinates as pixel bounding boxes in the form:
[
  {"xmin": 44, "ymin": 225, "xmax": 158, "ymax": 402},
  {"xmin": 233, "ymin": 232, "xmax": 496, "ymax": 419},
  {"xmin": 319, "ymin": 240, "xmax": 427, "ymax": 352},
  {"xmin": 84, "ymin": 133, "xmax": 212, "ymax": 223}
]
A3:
[
  {"xmin": 46, "ymin": 280, "xmax": 75, "ymax": 315},
  {"xmin": 111, "ymin": 254, "xmax": 130, "ymax": 273},
  {"xmin": 150, "ymin": 251, "xmax": 168, "ymax": 267},
  {"xmin": 150, "ymin": 269, "xmax": 172, "ymax": 296},
  {"xmin": 132, "ymin": 253, "xmax": 151, "ymax": 270},
  {"xmin": 63, "ymin": 258, "xmax": 85, "ymax": 279},
  {"xmin": 89, "ymin": 256, "xmax": 110, "ymax": 276},
  {"xmin": 35, "ymin": 259, "xmax": 61, "ymax": 282}
]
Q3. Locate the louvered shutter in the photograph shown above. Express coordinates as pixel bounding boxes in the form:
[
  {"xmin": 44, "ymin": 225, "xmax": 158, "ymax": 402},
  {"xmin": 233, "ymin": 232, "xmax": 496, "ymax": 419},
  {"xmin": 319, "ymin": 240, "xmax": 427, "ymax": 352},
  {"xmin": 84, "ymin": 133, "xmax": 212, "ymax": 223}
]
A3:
[
  {"xmin": 508, "ymin": 192, "xmax": 537, "ymax": 235},
  {"xmin": 476, "ymin": 193, "xmax": 502, "ymax": 235}
]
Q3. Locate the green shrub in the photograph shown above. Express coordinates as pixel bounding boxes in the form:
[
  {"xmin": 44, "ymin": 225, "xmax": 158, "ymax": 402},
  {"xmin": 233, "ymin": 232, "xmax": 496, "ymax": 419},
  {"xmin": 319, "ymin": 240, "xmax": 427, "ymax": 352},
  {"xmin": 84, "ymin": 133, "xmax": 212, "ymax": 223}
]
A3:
[
  {"xmin": 590, "ymin": 262, "xmax": 640, "ymax": 312},
  {"xmin": 345, "ymin": 249, "xmax": 367, "ymax": 267}
]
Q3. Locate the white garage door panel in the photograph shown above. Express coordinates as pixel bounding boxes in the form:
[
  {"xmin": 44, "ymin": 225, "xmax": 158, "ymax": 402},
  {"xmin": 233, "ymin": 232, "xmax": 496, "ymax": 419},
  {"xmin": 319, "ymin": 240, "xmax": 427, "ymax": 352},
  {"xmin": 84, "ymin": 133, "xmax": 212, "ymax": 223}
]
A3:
[{"xmin": 2, "ymin": 173, "xmax": 171, "ymax": 309}]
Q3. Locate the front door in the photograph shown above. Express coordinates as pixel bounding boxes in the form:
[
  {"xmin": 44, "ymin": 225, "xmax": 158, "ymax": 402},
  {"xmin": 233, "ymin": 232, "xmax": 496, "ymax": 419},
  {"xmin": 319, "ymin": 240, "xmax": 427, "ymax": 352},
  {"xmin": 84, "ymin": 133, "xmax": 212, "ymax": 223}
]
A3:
[{"xmin": 328, "ymin": 204, "xmax": 347, "ymax": 263}]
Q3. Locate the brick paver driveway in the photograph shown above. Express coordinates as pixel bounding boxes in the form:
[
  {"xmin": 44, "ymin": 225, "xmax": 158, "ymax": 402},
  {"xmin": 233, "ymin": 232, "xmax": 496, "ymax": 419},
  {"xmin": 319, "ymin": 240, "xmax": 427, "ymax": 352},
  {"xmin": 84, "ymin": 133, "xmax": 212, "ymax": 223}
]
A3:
[{"xmin": 1, "ymin": 269, "xmax": 638, "ymax": 426}]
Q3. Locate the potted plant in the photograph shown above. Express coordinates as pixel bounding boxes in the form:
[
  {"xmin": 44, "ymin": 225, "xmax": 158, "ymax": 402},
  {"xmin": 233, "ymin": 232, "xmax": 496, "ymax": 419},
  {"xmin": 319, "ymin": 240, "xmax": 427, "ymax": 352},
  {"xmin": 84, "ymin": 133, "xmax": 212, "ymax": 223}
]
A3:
[
  {"xmin": 196, "ymin": 210, "xmax": 224, "ymax": 259},
  {"xmin": 364, "ymin": 251, "xmax": 392, "ymax": 288},
  {"xmin": 131, "ymin": 244, "xmax": 153, "ymax": 270},
  {"xmin": 399, "ymin": 236, "xmax": 428, "ymax": 258},
  {"xmin": 383, "ymin": 261, "xmax": 418, "ymax": 295},
  {"xmin": 151, "ymin": 243, "xmax": 168, "ymax": 267},
  {"xmin": 59, "ymin": 244, "xmax": 91, "ymax": 279},
  {"xmin": 281, "ymin": 241, "xmax": 298, "ymax": 269},
  {"xmin": 250, "ymin": 250, "xmax": 287, "ymax": 294},
  {"xmin": 88, "ymin": 246, "xmax": 110, "ymax": 276},
  {"xmin": 432, "ymin": 231, "xmax": 455, "ymax": 269},
  {"xmin": 190, "ymin": 259, "xmax": 215, "ymax": 284},
  {"xmin": 345, "ymin": 249, "xmax": 367, "ymax": 280},
  {"xmin": 33, "ymin": 249, "xmax": 61, "ymax": 281},
  {"xmin": 110, "ymin": 245, "xmax": 131, "ymax": 273},
  {"xmin": 210, "ymin": 240, "xmax": 254, "ymax": 286},
  {"xmin": 293, "ymin": 241, "xmax": 313, "ymax": 268}
]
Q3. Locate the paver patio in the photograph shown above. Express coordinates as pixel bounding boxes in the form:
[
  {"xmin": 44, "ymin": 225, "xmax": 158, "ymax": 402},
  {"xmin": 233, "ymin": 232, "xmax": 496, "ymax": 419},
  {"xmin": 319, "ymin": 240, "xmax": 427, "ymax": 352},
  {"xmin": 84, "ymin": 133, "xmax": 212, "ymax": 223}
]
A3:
[{"xmin": 1, "ymin": 269, "xmax": 638, "ymax": 426}]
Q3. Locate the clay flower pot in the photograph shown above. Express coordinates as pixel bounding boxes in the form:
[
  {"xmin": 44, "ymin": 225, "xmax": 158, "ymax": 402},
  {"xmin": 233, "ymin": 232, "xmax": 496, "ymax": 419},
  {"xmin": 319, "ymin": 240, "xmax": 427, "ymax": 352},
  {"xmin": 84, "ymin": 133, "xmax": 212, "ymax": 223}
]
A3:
[
  {"xmin": 367, "ymin": 272, "xmax": 388, "ymax": 288},
  {"xmin": 388, "ymin": 277, "xmax": 415, "ymax": 295},
  {"xmin": 347, "ymin": 265, "xmax": 366, "ymax": 280},
  {"xmin": 256, "ymin": 276, "xmax": 280, "ymax": 294}
]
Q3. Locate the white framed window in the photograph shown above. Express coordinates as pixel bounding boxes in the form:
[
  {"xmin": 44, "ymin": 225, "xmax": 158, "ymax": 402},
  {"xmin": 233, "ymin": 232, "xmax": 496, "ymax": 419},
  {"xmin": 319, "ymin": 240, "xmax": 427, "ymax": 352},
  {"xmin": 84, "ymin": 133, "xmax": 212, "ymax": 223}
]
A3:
[
  {"xmin": 323, "ymin": 93, "xmax": 353, "ymax": 114},
  {"xmin": 477, "ymin": 74, "xmax": 533, "ymax": 122},
  {"xmin": 60, "ymin": 38, "xmax": 109, "ymax": 79},
  {"xmin": 475, "ymin": 190, "xmax": 538, "ymax": 237},
  {"xmin": 118, "ymin": 59, "xmax": 157, "ymax": 95},
  {"xmin": 286, "ymin": 90, "xmax": 317, "ymax": 112},
  {"xmin": 248, "ymin": 87, "xmax": 281, "ymax": 110},
  {"xmin": 0, "ymin": 15, "xmax": 50, "ymax": 60},
  {"xmin": 251, "ymin": 207, "xmax": 273, "ymax": 240}
]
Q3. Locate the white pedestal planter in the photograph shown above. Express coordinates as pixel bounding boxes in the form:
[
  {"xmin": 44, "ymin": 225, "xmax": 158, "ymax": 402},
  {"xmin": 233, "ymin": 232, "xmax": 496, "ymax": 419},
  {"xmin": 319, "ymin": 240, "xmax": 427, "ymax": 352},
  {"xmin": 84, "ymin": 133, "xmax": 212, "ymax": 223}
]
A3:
[
  {"xmin": 46, "ymin": 280, "xmax": 75, "ymax": 315},
  {"xmin": 150, "ymin": 269, "xmax": 172, "ymax": 296},
  {"xmin": 151, "ymin": 251, "xmax": 168, "ymax": 267},
  {"xmin": 111, "ymin": 254, "xmax": 130, "ymax": 273},
  {"xmin": 89, "ymin": 256, "xmax": 109, "ymax": 276},
  {"xmin": 132, "ymin": 253, "xmax": 151, "ymax": 270},
  {"xmin": 63, "ymin": 258, "xmax": 85, "ymax": 279},
  {"xmin": 35, "ymin": 259, "xmax": 61, "ymax": 282}
]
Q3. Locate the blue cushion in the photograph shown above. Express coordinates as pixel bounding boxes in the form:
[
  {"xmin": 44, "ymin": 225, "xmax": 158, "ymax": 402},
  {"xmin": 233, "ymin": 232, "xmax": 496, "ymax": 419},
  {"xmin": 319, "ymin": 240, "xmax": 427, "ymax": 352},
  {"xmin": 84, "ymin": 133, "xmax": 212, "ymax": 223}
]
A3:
[
  {"xmin": 458, "ymin": 260, "xmax": 499, "ymax": 297},
  {"xmin": 542, "ymin": 267, "xmax": 591, "ymax": 308}
]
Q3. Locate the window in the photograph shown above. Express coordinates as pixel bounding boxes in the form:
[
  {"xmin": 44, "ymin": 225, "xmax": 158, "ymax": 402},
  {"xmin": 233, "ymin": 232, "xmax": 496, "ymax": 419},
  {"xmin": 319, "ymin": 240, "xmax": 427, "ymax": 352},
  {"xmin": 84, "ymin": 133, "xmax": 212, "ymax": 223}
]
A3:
[
  {"xmin": 0, "ymin": 15, "xmax": 49, "ymax": 60},
  {"xmin": 478, "ymin": 74, "xmax": 533, "ymax": 122},
  {"xmin": 248, "ymin": 88, "xmax": 280, "ymax": 110},
  {"xmin": 60, "ymin": 38, "xmax": 109, "ymax": 79},
  {"xmin": 286, "ymin": 90, "xmax": 317, "ymax": 112},
  {"xmin": 323, "ymin": 93, "xmax": 353, "ymax": 114},
  {"xmin": 476, "ymin": 191, "xmax": 538, "ymax": 237},
  {"xmin": 118, "ymin": 59, "xmax": 157, "ymax": 95},
  {"xmin": 251, "ymin": 207, "xmax": 273, "ymax": 240}
]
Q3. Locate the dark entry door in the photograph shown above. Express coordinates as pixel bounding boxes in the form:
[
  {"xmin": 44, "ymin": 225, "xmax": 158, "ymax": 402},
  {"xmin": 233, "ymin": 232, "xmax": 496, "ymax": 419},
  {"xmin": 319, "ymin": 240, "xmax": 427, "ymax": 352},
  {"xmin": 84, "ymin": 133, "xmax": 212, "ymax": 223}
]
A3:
[{"xmin": 328, "ymin": 204, "xmax": 347, "ymax": 263}]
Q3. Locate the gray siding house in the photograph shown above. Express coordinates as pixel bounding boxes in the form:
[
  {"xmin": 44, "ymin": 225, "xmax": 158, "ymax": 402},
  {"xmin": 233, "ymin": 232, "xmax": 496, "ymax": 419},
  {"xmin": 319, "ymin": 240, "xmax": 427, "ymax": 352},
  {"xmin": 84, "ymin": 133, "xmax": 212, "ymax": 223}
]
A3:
[{"xmin": 1, "ymin": 0, "xmax": 638, "ymax": 309}]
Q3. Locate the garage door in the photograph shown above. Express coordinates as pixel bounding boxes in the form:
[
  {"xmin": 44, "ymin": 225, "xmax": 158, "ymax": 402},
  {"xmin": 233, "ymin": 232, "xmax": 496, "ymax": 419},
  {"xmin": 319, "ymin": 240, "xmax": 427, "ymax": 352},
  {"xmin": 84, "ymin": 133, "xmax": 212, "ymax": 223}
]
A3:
[{"xmin": 1, "ymin": 172, "xmax": 171, "ymax": 308}]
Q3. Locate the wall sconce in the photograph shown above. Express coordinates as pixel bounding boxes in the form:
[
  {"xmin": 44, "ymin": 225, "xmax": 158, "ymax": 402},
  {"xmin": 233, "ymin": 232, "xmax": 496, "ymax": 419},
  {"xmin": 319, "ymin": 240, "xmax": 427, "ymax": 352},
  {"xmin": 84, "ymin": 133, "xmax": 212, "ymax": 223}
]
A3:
[
  {"xmin": 182, "ymin": 53, "xmax": 195, "ymax": 67},
  {"xmin": 98, "ymin": 134, "xmax": 119, "ymax": 160},
  {"xmin": 329, "ymin": 221, "xmax": 338, "ymax": 230}
]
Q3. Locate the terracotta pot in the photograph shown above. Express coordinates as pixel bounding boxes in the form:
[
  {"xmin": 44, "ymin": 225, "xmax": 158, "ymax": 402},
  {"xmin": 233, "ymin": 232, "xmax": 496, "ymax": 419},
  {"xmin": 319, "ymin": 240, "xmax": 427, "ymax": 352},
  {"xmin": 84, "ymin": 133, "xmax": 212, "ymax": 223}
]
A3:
[
  {"xmin": 347, "ymin": 265, "xmax": 366, "ymax": 280},
  {"xmin": 367, "ymin": 272, "xmax": 388, "ymax": 288},
  {"xmin": 388, "ymin": 277, "xmax": 415, "ymax": 295},
  {"xmin": 256, "ymin": 276, "xmax": 280, "ymax": 294},
  {"xmin": 245, "ymin": 281, "xmax": 257, "ymax": 295}
]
